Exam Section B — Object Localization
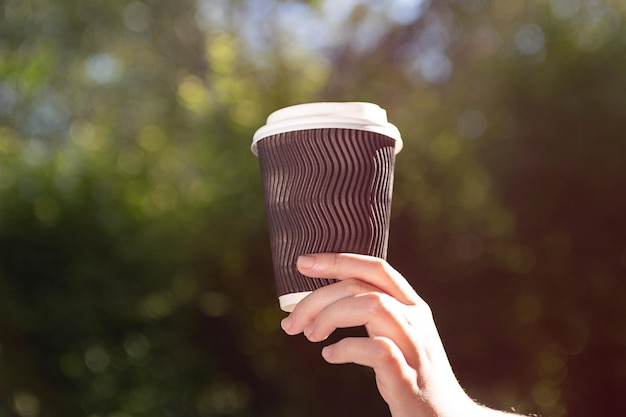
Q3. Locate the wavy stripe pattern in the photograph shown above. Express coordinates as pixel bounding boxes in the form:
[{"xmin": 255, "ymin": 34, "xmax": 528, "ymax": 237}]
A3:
[{"xmin": 257, "ymin": 128, "xmax": 396, "ymax": 297}]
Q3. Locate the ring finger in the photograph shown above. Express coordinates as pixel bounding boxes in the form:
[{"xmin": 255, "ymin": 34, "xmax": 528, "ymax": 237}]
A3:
[{"xmin": 282, "ymin": 278, "xmax": 381, "ymax": 335}]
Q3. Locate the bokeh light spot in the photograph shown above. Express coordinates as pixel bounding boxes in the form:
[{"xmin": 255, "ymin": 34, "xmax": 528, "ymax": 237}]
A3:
[
  {"xmin": 532, "ymin": 379, "xmax": 561, "ymax": 408},
  {"xmin": 117, "ymin": 149, "xmax": 144, "ymax": 176},
  {"xmin": 485, "ymin": 208, "xmax": 516, "ymax": 237},
  {"xmin": 420, "ymin": 51, "xmax": 453, "ymax": 84},
  {"xmin": 515, "ymin": 24, "xmax": 545, "ymax": 55},
  {"xmin": 84, "ymin": 344, "xmax": 111, "ymax": 374},
  {"xmin": 207, "ymin": 33, "xmax": 236, "ymax": 75},
  {"xmin": 0, "ymin": 164, "xmax": 17, "ymax": 190},
  {"xmin": 387, "ymin": 0, "xmax": 428, "ymax": 25},
  {"xmin": 445, "ymin": 234, "xmax": 484, "ymax": 262},
  {"xmin": 33, "ymin": 196, "xmax": 60, "ymax": 226},
  {"xmin": 138, "ymin": 292, "xmax": 176, "ymax": 319},
  {"xmin": 173, "ymin": 273, "xmax": 198, "ymax": 302},
  {"xmin": 151, "ymin": 183, "xmax": 179, "ymax": 211},
  {"xmin": 505, "ymin": 246, "xmax": 536, "ymax": 274},
  {"xmin": 136, "ymin": 124, "xmax": 167, "ymax": 152},
  {"xmin": 177, "ymin": 75, "xmax": 211, "ymax": 112},
  {"xmin": 230, "ymin": 100, "xmax": 261, "ymax": 127},
  {"xmin": 196, "ymin": 381, "xmax": 251, "ymax": 416},
  {"xmin": 550, "ymin": 0, "xmax": 580, "ymax": 19},
  {"xmin": 198, "ymin": 292, "xmax": 231, "ymax": 318},
  {"xmin": 13, "ymin": 391, "xmax": 40, "ymax": 417},
  {"xmin": 4, "ymin": 0, "xmax": 32, "ymax": 22},
  {"xmin": 493, "ymin": 0, "xmax": 525, "ymax": 22},
  {"xmin": 537, "ymin": 344, "xmax": 568, "ymax": 381},
  {"xmin": 59, "ymin": 352, "xmax": 85, "ymax": 378},
  {"xmin": 121, "ymin": 387, "xmax": 154, "ymax": 413},
  {"xmin": 575, "ymin": 12, "xmax": 617, "ymax": 51},
  {"xmin": 419, "ymin": 23, "xmax": 450, "ymax": 52},
  {"xmin": 457, "ymin": 109, "xmax": 487, "ymax": 139},
  {"xmin": 458, "ymin": 168, "xmax": 491, "ymax": 209},
  {"xmin": 69, "ymin": 120, "xmax": 105, "ymax": 152},
  {"xmin": 0, "ymin": 126, "xmax": 20, "ymax": 154},
  {"xmin": 183, "ymin": 180, "xmax": 216, "ymax": 208},
  {"xmin": 22, "ymin": 139, "xmax": 51, "ymax": 167},
  {"xmin": 430, "ymin": 132, "xmax": 461, "ymax": 162},
  {"xmin": 123, "ymin": 2, "xmax": 152, "ymax": 32},
  {"xmin": 0, "ymin": 83, "xmax": 18, "ymax": 115},
  {"xmin": 254, "ymin": 307, "xmax": 283, "ymax": 335},
  {"xmin": 85, "ymin": 53, "xmax": 122, "ymax": 84},
  {"xmin": 124, "ymin": 333, "xmax": 151, "ymax": 363},
  {"xmin": 453, "ymin": 0, "xmax": 488, "ymax": 13},
  {"xmin": 513, "ymin": 295, "xmax": 542, "ymax": 323}
]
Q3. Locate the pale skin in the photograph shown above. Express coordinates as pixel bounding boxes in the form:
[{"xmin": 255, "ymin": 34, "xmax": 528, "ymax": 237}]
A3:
[{"xmin": 280, "ymin": 253, "xmax": 526, "ymax": 417}]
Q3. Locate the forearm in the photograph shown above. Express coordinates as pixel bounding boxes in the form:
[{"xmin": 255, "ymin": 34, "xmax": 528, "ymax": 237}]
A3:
[
  {"xmin": 288, "ymin": 254, "xmax": 535, "ymax": 417},
  {"xmin": 471, "ymin": 403, "xmax": 530, "ymax": 417}
]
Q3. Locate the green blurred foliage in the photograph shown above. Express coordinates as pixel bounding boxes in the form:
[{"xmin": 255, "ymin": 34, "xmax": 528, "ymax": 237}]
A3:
[{"xmin": 1, "ymin": 0, "xmax": 625, "ymax": 416}]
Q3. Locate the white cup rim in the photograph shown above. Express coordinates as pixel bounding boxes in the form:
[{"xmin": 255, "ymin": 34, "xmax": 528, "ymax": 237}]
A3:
[{"xmin": 251, "ymin": 102, "xmax": 403, "ymax": 155}]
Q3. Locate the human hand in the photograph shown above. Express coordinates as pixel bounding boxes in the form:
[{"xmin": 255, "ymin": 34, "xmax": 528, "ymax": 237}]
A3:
[{"xmin": 280, "ymin": 253, "xmax": 512, "ymax": 417}]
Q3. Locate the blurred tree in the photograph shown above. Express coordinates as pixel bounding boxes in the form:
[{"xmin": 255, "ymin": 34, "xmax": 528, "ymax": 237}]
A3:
[
  {"xmin": 1, "ymin": 0, "xmax": 625, "ymax": 417},
  {"xmin": 312, "ymin": 1, "xmax": 626, "ymax": 416}
]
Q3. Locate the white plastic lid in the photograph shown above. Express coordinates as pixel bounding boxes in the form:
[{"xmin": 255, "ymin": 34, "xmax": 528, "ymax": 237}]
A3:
[
  {"xmin": 278, "ymin": 291, "xmax": 312, "ymax": 312},
  {"xmin": 252, "ymin": 102, "xmax": 403, "ymax": 155}
]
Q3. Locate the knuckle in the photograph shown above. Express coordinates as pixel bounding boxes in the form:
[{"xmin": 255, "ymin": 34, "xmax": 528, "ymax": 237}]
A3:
[
  {"xmin": 370, "ymin": 257, "xmax": 391, "ymax": 276},
  {"xmin": 360, "ymin": 292, "xmax": 392, "ymax": 317},
  {"xmin": 406, "ymin": 302, "xmax": 433, "ymax": 321},
  {"xmin": 417, "ymin": 300, "xmax": 433, "ymax": 318},
  {"xmin": 370, "ymin": 337, "xmax": 399, "ymax": 365},
  {"xmin": 343, "ymin": 278, "xmax": 370, "ymax": 295}
]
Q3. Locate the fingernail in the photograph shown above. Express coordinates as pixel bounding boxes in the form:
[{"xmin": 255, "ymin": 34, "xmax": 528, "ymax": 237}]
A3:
[
  {"xmin": 281, "ymin": 316, "xmax": 292, "ymax": 333},
  {"xmin": 322, "ymin": 345, "xmax": 333, "ymax": 359},
  {"xmin": 297, "ymin": 255, "xmax": 316, "ymax": 269},
  {"xmin": 303, "ymin": 323, "xmax": 313, "ymax": 338}
]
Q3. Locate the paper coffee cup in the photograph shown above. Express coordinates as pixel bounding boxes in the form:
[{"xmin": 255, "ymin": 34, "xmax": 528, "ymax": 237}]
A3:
[{"xmin": 252, "ymin": 102, "xmax": 402, "ymax": 312}]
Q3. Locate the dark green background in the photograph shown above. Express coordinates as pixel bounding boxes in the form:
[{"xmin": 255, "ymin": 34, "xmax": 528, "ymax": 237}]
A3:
[{"xmin": 1, "ymin": 1, "xmax": 625, "ymax": 416}]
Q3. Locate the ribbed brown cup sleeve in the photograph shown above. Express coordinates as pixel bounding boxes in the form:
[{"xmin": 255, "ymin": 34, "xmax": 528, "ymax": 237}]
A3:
[{"xmin": 257, "ymin": 128, "xmax": 396, "ymax": 298}]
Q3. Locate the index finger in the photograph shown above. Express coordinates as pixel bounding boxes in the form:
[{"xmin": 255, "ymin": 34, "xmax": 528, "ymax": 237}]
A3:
[{"xmin": 297, "ymin": 253, "xmax": 422, "ymax": 306}]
